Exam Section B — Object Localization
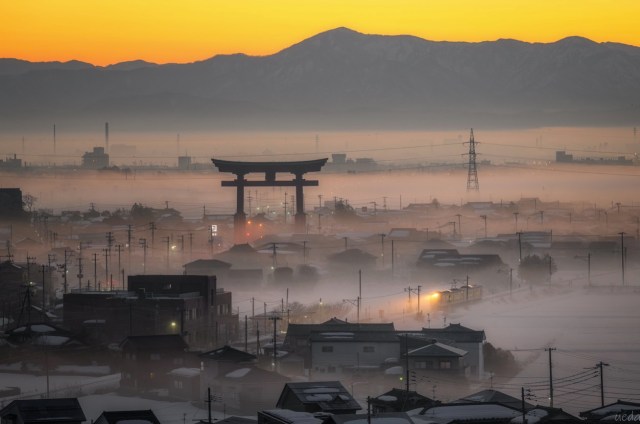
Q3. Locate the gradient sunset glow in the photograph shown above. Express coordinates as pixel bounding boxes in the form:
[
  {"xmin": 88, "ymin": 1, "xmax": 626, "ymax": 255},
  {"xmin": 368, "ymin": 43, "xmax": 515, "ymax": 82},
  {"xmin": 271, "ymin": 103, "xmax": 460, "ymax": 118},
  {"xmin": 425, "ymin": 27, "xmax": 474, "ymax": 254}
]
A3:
[{"xmin": 2, "ymin": 0, "xmax": 639, "ymax": 66}]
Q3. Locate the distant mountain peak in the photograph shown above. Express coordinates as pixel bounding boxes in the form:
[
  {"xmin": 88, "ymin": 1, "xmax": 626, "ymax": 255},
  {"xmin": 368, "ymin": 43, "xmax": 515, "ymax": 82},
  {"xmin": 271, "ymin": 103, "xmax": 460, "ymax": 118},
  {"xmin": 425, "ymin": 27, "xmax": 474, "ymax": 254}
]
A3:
[{"xmin": 554, "ymin": 35, "xmax": 598, "ymax": 46}]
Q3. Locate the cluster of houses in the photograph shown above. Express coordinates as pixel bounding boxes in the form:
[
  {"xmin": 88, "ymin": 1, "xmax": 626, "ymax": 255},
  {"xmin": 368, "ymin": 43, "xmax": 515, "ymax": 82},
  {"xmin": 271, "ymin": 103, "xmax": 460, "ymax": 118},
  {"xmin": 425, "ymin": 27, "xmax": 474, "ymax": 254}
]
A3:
[{"xmin": 2, "ymin": 384, "xmax": 639, "ymax": 423}]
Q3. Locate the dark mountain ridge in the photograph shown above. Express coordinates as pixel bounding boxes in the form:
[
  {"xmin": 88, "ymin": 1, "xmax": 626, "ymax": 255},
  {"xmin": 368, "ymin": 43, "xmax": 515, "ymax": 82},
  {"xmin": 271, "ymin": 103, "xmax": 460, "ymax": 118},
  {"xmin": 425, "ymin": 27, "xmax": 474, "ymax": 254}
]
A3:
[{"xmin": 1, "ymin": 27, "xmax": 639, "ymax": 131}]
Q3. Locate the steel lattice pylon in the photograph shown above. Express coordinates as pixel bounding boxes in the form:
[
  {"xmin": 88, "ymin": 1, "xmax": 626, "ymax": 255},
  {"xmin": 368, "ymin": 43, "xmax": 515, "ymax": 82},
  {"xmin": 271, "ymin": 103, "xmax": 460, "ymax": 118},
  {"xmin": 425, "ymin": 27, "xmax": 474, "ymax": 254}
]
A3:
[{"xmin": 465, "ymin": 128, "xmax": 479, "ymax": 191}]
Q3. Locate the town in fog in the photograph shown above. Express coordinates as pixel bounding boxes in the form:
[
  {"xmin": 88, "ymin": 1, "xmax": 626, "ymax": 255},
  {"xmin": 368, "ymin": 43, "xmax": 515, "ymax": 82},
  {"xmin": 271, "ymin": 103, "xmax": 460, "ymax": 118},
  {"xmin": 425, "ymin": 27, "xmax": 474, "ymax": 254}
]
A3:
[{"xmin": 1, "ymin": 125, "xmax": 640, "ymax": 423}]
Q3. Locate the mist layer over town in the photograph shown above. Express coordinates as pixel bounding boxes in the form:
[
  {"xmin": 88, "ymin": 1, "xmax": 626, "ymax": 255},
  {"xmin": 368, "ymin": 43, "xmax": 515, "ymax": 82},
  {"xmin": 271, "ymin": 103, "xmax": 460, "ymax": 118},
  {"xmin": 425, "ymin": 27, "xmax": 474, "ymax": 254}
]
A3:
[{"xmin": 1, "ymin": 124, "xmax": 640, "ymax": 423}]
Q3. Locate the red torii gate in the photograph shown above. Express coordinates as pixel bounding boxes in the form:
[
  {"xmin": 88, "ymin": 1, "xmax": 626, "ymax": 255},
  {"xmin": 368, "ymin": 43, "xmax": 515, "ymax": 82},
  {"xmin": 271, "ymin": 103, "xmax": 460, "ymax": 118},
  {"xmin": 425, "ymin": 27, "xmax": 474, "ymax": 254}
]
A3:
[{"xmin": 212, "ymin": 158, "xmax": 328, "ymax": 242}]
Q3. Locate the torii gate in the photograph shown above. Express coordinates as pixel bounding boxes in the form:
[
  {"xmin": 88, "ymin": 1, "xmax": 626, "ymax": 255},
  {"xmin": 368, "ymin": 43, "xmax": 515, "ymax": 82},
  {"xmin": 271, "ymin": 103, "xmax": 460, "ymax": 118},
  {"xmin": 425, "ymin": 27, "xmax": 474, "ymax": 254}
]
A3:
[{"xmin": 212, "ymin": 158, "xmax": 328, "ymax": 242}]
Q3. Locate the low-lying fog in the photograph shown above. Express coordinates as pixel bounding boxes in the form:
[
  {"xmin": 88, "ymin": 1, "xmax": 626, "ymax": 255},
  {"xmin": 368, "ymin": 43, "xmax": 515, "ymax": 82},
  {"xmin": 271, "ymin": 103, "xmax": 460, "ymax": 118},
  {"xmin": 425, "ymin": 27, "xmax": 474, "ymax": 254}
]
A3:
[
  {"xmin": 1, "ymin": 128, "xmax": 639, "ymax": 414},
  {"xmin": 5, "ymin": 165, "xmax": 640, "ymax": 219}
]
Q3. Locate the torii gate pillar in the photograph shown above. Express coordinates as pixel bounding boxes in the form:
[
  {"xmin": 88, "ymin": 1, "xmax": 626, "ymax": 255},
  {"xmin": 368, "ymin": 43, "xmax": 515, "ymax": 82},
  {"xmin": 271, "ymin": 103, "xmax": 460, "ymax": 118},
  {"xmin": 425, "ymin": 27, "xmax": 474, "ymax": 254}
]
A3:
[{"xmin": 212, "ymin": 158, "xmax": 328, "ymax": 242}]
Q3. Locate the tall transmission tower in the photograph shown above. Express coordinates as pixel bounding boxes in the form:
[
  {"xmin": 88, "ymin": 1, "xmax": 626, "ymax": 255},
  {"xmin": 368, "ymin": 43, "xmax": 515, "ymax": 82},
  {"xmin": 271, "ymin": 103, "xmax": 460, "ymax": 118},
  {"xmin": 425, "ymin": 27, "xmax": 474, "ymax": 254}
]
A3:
[{"xmin": 465, "ymin": 128, "xmax": 479, "ymax": 191}]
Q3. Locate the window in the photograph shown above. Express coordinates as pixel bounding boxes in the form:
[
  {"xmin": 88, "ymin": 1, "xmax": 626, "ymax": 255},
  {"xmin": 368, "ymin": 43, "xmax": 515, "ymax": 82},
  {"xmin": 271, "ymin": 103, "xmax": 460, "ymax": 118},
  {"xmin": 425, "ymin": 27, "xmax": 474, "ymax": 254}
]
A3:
[
  {"xmin": 362, "ymin": 346, "xmax": 375, "ymax": 353},
  {"xmin": 415, "ymin": 361, "xmax": 427, "ymax": 369},
  {"xmin": 327, "ymin": 366, "xmax": 336, "ymax": 373},
  {"xmin": 321, "ymin": 345, "xmax": 334, "ymax": 353},
  {"xmin": 174, "ymin": 380, "xmax": 183, "ymax": 389},
  {"xmin": 439, "ymin": 360, "xmax": 452, "ymax": 369}
]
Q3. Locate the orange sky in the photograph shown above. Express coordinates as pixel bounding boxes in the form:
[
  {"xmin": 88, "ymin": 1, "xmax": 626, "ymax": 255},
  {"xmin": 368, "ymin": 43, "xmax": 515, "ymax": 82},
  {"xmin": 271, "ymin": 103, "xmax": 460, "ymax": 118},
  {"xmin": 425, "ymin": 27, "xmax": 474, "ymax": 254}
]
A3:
[{"xmin": 2, "ymin": 0, "xmax": 639, "ymax": 66}]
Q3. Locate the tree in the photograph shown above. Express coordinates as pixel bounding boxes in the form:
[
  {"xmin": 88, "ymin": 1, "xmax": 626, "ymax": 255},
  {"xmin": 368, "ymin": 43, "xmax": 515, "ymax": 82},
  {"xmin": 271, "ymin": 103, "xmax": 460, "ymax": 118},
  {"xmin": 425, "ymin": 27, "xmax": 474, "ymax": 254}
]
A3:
[
  {"xmin": 518, "ymin": 254, "xmax": 557, "ymax": 284},
  {"xmin": 23, "ymin": 193, "xmax": 37, "ymax": 213},
  {"xmin": 484, "ymin": 342, "xmax": 520, "ymax": 376}
]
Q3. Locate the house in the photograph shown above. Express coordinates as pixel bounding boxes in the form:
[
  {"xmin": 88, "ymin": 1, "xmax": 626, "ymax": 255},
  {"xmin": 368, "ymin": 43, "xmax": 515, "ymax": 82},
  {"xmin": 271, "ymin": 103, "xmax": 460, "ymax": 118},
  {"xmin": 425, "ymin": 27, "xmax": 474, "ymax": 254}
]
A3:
[
  {"xmin": 183, "ymin": 259, "xmax": 232, "ymax": 277},
  {"xmin": 168, "ymin": 367, "xmax": 201, "ymax": 401},
  {"xmin": 199, "ymin": 345, "xmax": 257, "ymax": 379},
  {"xmin": 283, "ymin": 318, "xmax": 396, "ymax": 375},
  {"xmin": 327, "ymin": 249, "xmax": 378, "ymax": 269},
  {"xmin": 209, "ymin": 417, "xmax": 256, "ymax": 424},
  {"xmin": 579, "ymin": 400, "xmax": 640, "ymax": 421},
  {"xmin": 513, "ymin": 406, "xmax": 582, "ymax": 423},
  {"xmin": 370, "ymin": 388, "xmax": 436, "ymax": 413},
  {"xmin": 455, "ymin": 389, "xmax": 533, "ymax": 411},
  {"xmin": 405, "ymin": 342, "xmax": 468, "ymax": 376},
  {"xmin": 119, "ymin": 334, "xmax": 189, "ymax": 392},
  {"xmin": 412, "ymin": 402, "xmax": 522, "ymax": 424},
  {"xmin": 0, "ymin": 398, "xmax": 86, "ymax": 424},
  {"xmin": 275, "ymin": 381, "xmax": 361, "ymax": 414},
  {"xmin": 416, "ymin": 249, "xmax": 504, "ymax": 275},
  {"xmin": 94, "ymin": 410, "xmax": 161, "ymax": 424},
  {"xmin": 212, "ymin": 366, "xmax": 291, "ymax": 413},
  {"xmin": 309, "ymin": 328, "xmax": 400, "ymax": 377},
  {"xmin": 258, "ymin": 409, "xmax": 324, "ymax": 424},
  {"xmin": 323, "ymin": 412, "xmax": 413, "ymax": 424},
  {"xmin": 419, "ymin": 323, "xmax": 486, "ymax": 379}
]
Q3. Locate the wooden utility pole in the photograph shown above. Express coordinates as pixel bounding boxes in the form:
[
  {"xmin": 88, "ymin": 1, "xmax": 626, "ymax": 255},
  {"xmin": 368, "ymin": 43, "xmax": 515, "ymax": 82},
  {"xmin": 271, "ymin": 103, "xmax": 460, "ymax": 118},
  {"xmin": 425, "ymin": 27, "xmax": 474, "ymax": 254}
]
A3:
[{"xmin": 545, "ymin": 347, "xmax": 556, "ymax": 407}]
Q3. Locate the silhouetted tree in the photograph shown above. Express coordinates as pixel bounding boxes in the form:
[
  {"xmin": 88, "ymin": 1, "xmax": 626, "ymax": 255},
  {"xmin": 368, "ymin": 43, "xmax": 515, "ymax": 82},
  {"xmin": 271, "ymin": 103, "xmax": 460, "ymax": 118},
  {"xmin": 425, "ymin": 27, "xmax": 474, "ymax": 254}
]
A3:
[
  {"xmin": 484, "ymin": 342, "xmax": 520, "ymax": 376},
  {"xmin": 518, "ymin": 254, "xmax": 557, "ymax": 284}
]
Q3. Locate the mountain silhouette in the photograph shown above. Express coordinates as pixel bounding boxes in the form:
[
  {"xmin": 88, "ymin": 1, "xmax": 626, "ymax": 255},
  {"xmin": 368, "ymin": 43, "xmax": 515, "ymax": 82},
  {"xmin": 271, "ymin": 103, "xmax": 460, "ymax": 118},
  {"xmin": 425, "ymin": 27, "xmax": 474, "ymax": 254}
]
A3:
[{"xmin": 1, "ymin": 27, "xmax": 639, "ymax": 131}]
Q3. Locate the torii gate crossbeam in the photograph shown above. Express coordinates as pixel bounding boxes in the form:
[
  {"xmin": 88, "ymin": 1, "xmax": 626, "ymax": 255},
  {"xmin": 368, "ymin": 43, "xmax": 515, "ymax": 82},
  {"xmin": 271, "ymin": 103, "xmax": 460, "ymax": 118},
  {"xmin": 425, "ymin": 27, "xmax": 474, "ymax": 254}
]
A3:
[{"xmin": 212, "ymin": 158, "xmax": 328, "ymax": 242}]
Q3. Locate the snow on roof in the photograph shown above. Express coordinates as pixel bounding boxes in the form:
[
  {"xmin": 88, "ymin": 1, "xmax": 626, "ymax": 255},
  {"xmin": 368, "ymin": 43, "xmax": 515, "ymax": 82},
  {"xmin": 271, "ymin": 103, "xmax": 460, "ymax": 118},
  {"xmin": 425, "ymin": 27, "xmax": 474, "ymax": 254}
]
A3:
[
  {"xmin": 305, "ymin": 394, "xmax": 334, "ymax": 402},
  {"xmin": 168, "ymin": 368, "xmax": 201, "ymax": 378},
  {"xmin": 377, "ymin": 395, "xmax": 398, "ymax": 402},
  {"xmin": 510, "ymin": 409, "xmax": 549, "ymax": 424},
  {"xmin": 34, "ymin": 335, "xmax": 70, "ymax": 346},
  {"xmin": 31, "ymin": 324, "xmax": 56, "ymax": 333},
  {"xmin": 111, "ymin": 421, "xmax": 153, "ymax": 424},
  {"xmin": 303, "ymin": 387, "xmax": 340, "ymax": 394},
  {"xmin": 421, "ymin": 404, "xmax": 521, "ymax": 420},
  {"xmin": 225, "ymin": 368, "xmax": 251, "ymax": 378},
  {"xmin": 384, "ymin": 366, "xmax": 403, "ymax": 375}
]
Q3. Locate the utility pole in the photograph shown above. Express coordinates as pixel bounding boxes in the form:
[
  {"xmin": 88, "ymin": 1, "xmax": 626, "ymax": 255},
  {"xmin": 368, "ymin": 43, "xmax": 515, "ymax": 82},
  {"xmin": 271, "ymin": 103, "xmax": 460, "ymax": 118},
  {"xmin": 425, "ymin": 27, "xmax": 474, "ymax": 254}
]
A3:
[
  {"xmin": 139, "ymin": 238, "xmax": 148, "ymax": 274},
  {"xmin": 283, "ymin": 192, "xmax": 288, "ymax": 224},
  {"xmin": 164, "ymin": 236, "xmax": 171, "ymax": 270},
  {"xmin": 77, "ymin": 255, "xmax": 83, "ymax": 290},
  {"xmin": 206, "ymin": 387, "xmax": 212, "ymax": 424},
  {"xmin": 62, "ymin": 249, "xmax": 73, "ymax": 294},
  {"xmin": 115, "ymin": 244, "xmax": 123, "ymax": 288},
  {"xmin": 149, "ymin": 222, "xmax": 156, "ymax": 249},
  {"xmin": 405, "ymin": 286, "xmax": 422, "ymax": 314},
  {"xmin": 619, "ymin": 232, "xmax": 625, "ymax": 285},
  {"xmin": 404, "ymin": 333, "xmax": 410, "ymax": 392},
  {"xmin": 455, "ymin": 214, "xmax": 462, "ymax": 238},
  {"xmin": 517, "ymin": 231, "xmax": 523, "ymax": 261},
  {"xmin": 521, "ymin": 387, "xmax": 527, "ymax": 424},
  {"xmin": 379, "ymin": 233, "xmax": 386, "ymax": 267},
  {"xmin": 480, "ymin": 215, "xmax": 487, "ymax": 238},
  {"xmin": 545, "ymin": 347, "xmax": 556, "ymax": 407},
  {"xmin": 92, "ymin": 253, "xmax": 98, "ymax": 291},
  {"xmin": 270, "ymin": 314, "xmax": 281, "ymax": 369},
  {"xmin": 343, "ymin": 270, "xmax": 362, "ymax": 324},
  {"xmin": 597, "ymin": 361, "xmax": 610, "ymax": 407},
  {"xmin": 514, "ymin": 212, "xmax": 520, "ymax": 233},
  {"xmin": 41, "ymin": 264, "xmax": 46, "ymax": 311},
  {"xmin": 358, "ymin": 269, "xmax": 362, "ymax": 323},
  {"xmin": 391, "ymin": 240, "xmax": 395, "ymax": 279},
  {"xmin": 103, "ymin": 248, "xmax": 110, "ymax": 286}
]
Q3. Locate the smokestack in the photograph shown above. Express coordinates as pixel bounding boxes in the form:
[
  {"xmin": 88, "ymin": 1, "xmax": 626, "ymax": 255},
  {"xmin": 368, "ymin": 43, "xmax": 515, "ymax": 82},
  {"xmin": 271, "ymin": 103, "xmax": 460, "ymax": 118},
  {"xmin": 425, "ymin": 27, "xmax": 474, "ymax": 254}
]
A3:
[
  {"xmin": 105, "ymin": 122, "xmax": 109, "ymax": 153},
  {"xmin": 53, "ymin": 124, "xmax": 56, "ymax": 155}
]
